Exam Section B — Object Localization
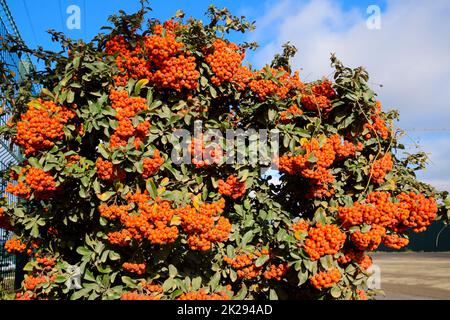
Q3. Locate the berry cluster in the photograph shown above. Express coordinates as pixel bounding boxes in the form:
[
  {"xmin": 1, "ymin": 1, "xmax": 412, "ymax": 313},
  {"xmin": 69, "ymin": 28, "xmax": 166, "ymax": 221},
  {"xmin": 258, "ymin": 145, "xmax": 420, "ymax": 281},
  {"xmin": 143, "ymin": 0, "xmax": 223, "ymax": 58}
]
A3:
[
  {"xmin": 278, "ymin": 135, "xmax": 360, "ymax": 198},
  {"xmin": 396, "ymin": 192, "xmax": 438, "ymax": 232},
  {"xmin": 103, "ymin": 191, "xmax": 179, "ymax": 247},
  {"xmin": 189, "ymin": 136, "xmax": 222, "ymax": 168},
  {"xmin": 291, "ymin": 220, "xmax": 310, "ymax": 240},
  {"xmin": 339, "ymin": 191, "xmax": 437, "ymax": 234},
  {"xmin": 263, "ymin": 263, "xmax": 288, "ymax": 281},
  {"xmin": 301, "ymin": 80, "xmax": 336, "ymax": 113},
  {"xmin": 357, "ymin": 289, "xmax": 368, "ymax": 300},
  {"xmin": 350, "ymin": 225, "xmax": 386, "ymax": 251},
  {"xmin": 224, "ymin": 253, "xmax": 262, "ymax": 280},
  {"xmin": 6, "ymin": 167, "xmax": 57, "ymax": 200},
  {"xmin": 142, "ymin": 149, "xmax": 164, "ymax": 178},
  {"xmin": 23, "ymin": 275, "xmax": 56, "ymax": 291},
  {"xmin": 5, "ymin": 180, "xmax": 31, "ymax": 199},
  {"xmin": 338, "ymin": 249, "xmax": 373, "ymax": 270},
  {"xmin": 151, "ymin": 54, "xmax": 199, "ymax": 91},
  {"xmin": 99, "ymin": 204, "xmax": 130, "ymax": 220},
  {"xmin": 248, "ymin": 68, "xmax": 303, "ymax": 101},
  {"xmin": 218, "ymin": 175, "xmax": 246, "ymax": 200},
  {"xmin": 309, "ymin": 268, "xmax": 341, "ymax": 290},
  {"xmin": 231, "ymin": 66, "xmax": 253, "ymax": 91},
  {"xmin": 205, "ymin": 39, "xmax": 245, "ymax": 86},
  {"xmin": 303, "ymin": 224, "xmax": 346, "ymax": 261},
  {"xmin": 329, "ymin": 134, "xmax": 363, "ymax": 160},
  {"xmin": 121, "ymin": 292, "xmax": 161, "ymax": 300},
  {"xmin": 382, "ymin": 234, "xmax": 409, "ymax": 249},
  {"xmin": 122, "ymin": 262, "xmax": 146, "ymax": 275},
  {"xmin": 109, "ymin": 90, "xmax": 149, "ymax": 150},
  {"xmin": 280, "ymin": 104, "xmax": 303, "ymax": 124},
  {"xmin": 370, "ymin": 153, "xmax": 393, "ymax": 184},
  {"xmin": 146, "ymin": 23, "xmax": 199, "ymax": 90},
  {"xmin": 36, "ymin": 256, "xmax": 56, "ymax": 270},
  {"xmin": 15, "ymin": 292, "xmax": 34, "ymax": 300},
  {"xmin": 25, "ymin": 168, "xmax": 57, "ymax": 199},
  {"xmin": 66, "ymin": 154, "xmax": 81, "ymax": 167},
  {"xmin": 223, "ymin": 249, "xmax": 270, "ymax": 280},
  {"xmin": 14, "ymin": 99, "xmax": 75, "ymax": 155},
  {"xmin": 106, "ymin": 35, "xmax": 148, "ymax": 86},
  {"xmin": 177, "ymin": 198, "xmax": 231, "ymax": 250},
  {"xmin": 4, "ymin": 238, "xmax": 27, "ymax": 254},
  {"xmin": 364, "ymin": 101, "xmax": 390, "ymax": 140},
  {"xmin": 106, "ymin": 21, "xmax": 200, "ymax": 91},
  {"xmin": 137, "ymin": 280, "xmax": 163, "ymax": 293},
  {"xmin": 96, "ymin": 157, "xmax": 125, "ymax": 181},
  {"xmin": 176, "ymin": 289, "xmax": 230, "ymax": 300}
]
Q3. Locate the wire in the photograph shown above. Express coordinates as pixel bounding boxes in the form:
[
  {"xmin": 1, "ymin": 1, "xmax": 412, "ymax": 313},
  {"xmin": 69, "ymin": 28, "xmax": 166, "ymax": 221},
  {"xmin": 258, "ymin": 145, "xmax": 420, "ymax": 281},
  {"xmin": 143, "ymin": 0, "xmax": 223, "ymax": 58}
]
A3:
[
  {"xmin": 58, "ymin": 0, "xmax": 65, "ymax": 31},
  {"xmin": 21, "ymin": 0, "xmax": 38, "ymax": 46},
  {"xmin": 83, "ymin": 0, "xmax": 86, "ymax": 39}
]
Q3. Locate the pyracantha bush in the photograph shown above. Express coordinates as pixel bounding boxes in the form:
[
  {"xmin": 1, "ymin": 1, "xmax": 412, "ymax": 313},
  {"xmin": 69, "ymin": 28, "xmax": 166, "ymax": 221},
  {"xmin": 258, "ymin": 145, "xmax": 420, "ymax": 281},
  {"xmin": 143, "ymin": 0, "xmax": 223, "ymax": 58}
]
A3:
[{"xmin": 0, "ymin": 4, "xmax": 449, "ymax": 300}]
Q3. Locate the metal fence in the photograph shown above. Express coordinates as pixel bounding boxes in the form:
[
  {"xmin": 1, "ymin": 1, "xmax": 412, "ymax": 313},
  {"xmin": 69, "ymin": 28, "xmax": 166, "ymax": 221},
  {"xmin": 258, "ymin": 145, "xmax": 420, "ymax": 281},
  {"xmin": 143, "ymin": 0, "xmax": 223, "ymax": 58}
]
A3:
[
  {"xmin": 0, "ymin": 229, "xmax": 14, "ymax": 292},
  {"xmin": 0, "ymin": 0, "xmax": 33, "ymax": 294}
]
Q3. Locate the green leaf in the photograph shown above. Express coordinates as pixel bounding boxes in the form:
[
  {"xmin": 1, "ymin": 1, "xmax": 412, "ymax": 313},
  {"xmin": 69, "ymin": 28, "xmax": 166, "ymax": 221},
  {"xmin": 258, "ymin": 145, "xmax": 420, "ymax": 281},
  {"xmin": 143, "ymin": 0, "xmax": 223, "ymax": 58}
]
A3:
[
  {"xmin": 122, "ymin": 276, "xmax": 137, "ymax": 288},
  {"xmin": 23, "ymin": 262, "xmax": 34, "ymax": 272},
  {"xmin": 162, "ymin": 278, "xmax": 176, "ymax": 292},
  {"xmin": 191, "ymin": 277, "xmax": 202, "ymax": 291},
  {"xmin": 298, "ymin": 269, "xmax": 308, "ymax": 285},
  {"xmin": 168, "ymin": 264, "xmax": 178, "ymax": 278},
  {"xmin": 28, "ymin": 157, "xmax": 42, "ymax": 169},
  {"xmin": 41, "ymin": 88, "xmax": 55, "ymax": 99},
  {"xmin": 313, "ymin": 208, "xmax": 327, "ymax": 224},
  {"xmin": 269, "ymin": 289, "xmax": 278, "ymax": 300},
  {"xmin": 209, "ymin": 272, "xmax": 221, "ymax": 290},
  {"xmin": 55, "ymin": 275, "xmax": 67, "ymax": 283},
  {"xmin": 210, "ymin": 86, "xmax": 217, "ymax": 98},
  {"xmin": 80, "ymin": 176, "xmax": 90, "ymax": 188},
  {"xmin": 98, "ymin": 191, "xmax": 115, "ymax": 201},
  {"xmin": 319, "ymin": 255, "xmax": 333, "ymax": 270},
  {"xmin": 108, "ymin": 251, "xmax": 120, "ymax": 261},
  {"xmin": 235, "ymin": 284, "xmax": 247, "ymax": 299},
  {"xmin": 146, "ymin": 179, "xmax": 158, "ymax": 198},
  {"xmin": 67, "ymin": 90, "xmax": 75, "ymax": 104},
  {"xmin": 70, "ymin": 287, "xmax": 92, "ymax": 300},
  {"xmin": 97, "ymin": 144, "xmax": 109, "ymax": 158},
  {"xmin": 76, "ymin": 246, "xmax": 91, "ymax": 256},
  {"xmin": 84, "ymin": 269, "xmax": 96, "ymax": 282},
  {"xmin": 200, "ymin": 76, "xmax": 208, "ymax": 87},
  {"xmin": 134, "ymin": 79, "xmax": 149, "ymax": 95},
  {"xmin": 230, "ymin": 269, "xmax": 237, "ymax": 282},
  {"xmin": 331, "ymin": 285, "xmax": 342, "ymax": 298},
  {"xmin": 255, "ymin": 255, "xmax": 270, "ymax": 267},
  {"xmin": 241, "ymin": 230, "xmax": 254, "ymax": 247},
  {"xmin": 307, "ymin": 153, "xmax": 318, "ymax": 163}
]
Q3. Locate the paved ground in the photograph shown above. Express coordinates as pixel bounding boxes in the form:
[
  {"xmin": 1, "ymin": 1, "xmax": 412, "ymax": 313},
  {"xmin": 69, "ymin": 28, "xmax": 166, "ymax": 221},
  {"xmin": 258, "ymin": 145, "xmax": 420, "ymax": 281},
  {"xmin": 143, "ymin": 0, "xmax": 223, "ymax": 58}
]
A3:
[{"xmin": 371, "ymin": 252, "xmax": 450, "ymax": 300}]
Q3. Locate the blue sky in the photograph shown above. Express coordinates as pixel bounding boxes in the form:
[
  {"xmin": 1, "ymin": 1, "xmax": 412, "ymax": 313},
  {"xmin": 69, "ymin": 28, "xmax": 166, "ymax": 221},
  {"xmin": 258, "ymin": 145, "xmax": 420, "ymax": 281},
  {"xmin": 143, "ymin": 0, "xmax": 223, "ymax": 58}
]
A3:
[
  {"xmin": 5, "ymin": 0, "xmax": 450, "ymax": 192},
  {"xmin": 8, "ymin": 0, "xmax": 386, "ymax": 48}
]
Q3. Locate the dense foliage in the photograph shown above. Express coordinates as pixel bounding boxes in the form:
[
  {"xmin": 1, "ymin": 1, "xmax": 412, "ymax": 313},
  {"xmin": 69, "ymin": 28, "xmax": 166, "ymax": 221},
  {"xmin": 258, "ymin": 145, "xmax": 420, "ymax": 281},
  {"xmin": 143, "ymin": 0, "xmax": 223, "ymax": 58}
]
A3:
[{"xmin": 1, "ymin": 4, "xmax": 449, "ymax": 300}]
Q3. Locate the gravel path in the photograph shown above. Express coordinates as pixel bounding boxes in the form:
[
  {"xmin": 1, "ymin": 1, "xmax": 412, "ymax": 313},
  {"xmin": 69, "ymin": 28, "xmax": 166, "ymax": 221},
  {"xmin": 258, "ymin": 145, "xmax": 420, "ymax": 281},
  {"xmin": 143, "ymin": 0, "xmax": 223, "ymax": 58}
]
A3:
[{"xmin": 371, "ymin": 252, "xmax": 450, "ymax": 300}]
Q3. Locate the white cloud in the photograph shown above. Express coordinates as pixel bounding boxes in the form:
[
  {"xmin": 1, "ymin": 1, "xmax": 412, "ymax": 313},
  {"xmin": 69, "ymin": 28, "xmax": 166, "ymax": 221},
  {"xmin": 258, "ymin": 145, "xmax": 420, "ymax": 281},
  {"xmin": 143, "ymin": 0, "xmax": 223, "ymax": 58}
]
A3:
[
  {"xmin": 249, "ymin": 0, "xmax": 450, "ymax": 129},
  {"xmin": 249, "ymin": 0, "xmax": 450, "ymax": 192},
  {"xmin": 414, "ymin": 135, "xmax": 450, "ymax": 192}
]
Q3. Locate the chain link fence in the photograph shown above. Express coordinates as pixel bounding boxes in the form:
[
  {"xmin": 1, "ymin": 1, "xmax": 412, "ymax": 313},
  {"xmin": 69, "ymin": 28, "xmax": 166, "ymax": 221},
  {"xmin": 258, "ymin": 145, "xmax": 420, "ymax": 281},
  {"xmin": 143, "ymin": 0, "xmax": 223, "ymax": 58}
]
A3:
[{"xmin": 1, "ymin": 0, "xmax": 33, "ymax": 297}]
